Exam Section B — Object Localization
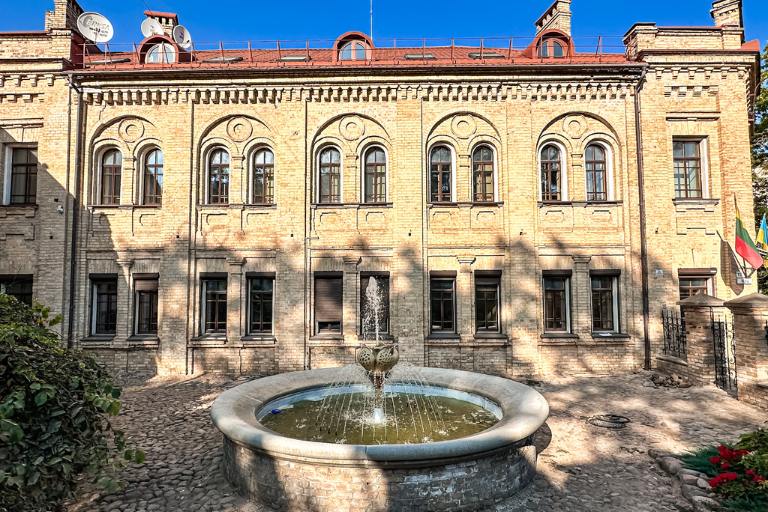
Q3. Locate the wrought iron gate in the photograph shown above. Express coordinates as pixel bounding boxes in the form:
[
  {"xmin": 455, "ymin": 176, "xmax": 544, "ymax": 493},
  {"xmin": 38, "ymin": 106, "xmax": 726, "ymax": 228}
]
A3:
[
  {"xmin": 661, "ymin": 306, "xmax": 687, "ymax": 360},
  {"xmin": 711, "ymin": 311, "xmax": 737, "ymax": 394}
]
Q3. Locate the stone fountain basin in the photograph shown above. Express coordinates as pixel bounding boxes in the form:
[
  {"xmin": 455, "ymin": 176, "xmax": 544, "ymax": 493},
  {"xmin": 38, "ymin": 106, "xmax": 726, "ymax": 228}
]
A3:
[{"xmin": 211, "ymin": 367, "xmax": 550, "ymax": 511}]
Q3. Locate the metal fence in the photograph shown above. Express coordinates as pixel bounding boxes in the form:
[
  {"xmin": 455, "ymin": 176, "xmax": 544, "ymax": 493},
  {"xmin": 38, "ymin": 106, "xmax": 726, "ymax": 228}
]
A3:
[
  {"xmin": 711, "ymin": 310, "xmax": 737, "ymax": 394},
  {"xmin": 661, "ymin": 306, "xmax": 687, "ymax": 360}
]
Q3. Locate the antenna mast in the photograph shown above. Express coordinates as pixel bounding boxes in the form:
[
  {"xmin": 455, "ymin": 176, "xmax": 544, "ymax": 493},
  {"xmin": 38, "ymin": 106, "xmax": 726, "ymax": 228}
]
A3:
[{"xmin": 370, "ymin": 0, "xmax": 373, "ymax": 41}]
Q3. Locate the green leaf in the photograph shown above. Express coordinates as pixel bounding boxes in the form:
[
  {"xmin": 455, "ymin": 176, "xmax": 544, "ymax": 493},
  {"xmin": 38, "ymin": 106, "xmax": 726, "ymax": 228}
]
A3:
[{"xmin": 34, "ymin": 392, "xmax": 48, "ymax": 406}]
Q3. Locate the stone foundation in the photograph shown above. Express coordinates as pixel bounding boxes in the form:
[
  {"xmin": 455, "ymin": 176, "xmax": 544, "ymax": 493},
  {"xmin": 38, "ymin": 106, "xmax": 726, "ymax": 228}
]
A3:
[{"xmin": 223, "ymin": 437, "xmax": 537, "ymax": 512}]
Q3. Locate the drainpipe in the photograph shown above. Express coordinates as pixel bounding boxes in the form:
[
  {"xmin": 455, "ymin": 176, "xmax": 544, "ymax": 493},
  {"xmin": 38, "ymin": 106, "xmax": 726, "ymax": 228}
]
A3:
[
  {"xmin": 66, "ymin": 77, "xmax": 84, "ymax": 349},
  {"xmin": 633, "ymin": 66, "xmax": 651, "ymax": 370}
]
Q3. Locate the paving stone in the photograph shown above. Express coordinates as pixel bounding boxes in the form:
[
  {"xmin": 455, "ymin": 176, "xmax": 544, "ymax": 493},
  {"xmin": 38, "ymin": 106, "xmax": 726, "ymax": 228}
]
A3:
[{"xmin": 64, "ymin": 372, "xmax": 765, "ymax": 512}]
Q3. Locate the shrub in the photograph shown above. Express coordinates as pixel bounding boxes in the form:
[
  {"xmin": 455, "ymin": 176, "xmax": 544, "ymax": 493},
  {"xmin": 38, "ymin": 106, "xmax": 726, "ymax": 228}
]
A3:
[
  {"xmin": 680, "ymin": 429, "xmax": 768, "ymax": 512},
  {"xmin": 0, "ymin": 294, "xmax": 142, "ymax": 512}
]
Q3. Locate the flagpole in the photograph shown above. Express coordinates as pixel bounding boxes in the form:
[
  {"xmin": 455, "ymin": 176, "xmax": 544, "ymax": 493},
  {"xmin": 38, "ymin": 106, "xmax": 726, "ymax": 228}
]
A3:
[{"xmin": 370, "ymin": 0, "xmax": 373, "ymax": 41}]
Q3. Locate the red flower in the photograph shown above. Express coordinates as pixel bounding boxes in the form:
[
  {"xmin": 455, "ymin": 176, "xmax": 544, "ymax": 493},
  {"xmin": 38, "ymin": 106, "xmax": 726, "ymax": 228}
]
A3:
[
  {"xmin": 709, "ymin": 456, "xmax": 721, "ymax": 464},
  {"xmin": 755, "ymin": 475, "xmax": 766, "ymax": 484},
  {"xmin": 721, "ymin": 461, "xmax": 730, "ymax": 470},
  {"xmin": 709, "ymin": 472, "xmax": 739, "ymax": 488},
  {"xmin": 746, "ymin": 469, "xmax": 756, "ymax": 476},
  {"xmin": 717, "ymin": 445, "xmax": 733, "ymax": 458}
]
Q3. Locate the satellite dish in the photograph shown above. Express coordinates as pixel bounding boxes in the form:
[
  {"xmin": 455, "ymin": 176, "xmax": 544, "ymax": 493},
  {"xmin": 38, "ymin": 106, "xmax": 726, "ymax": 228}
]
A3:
[
  {"xmin": 76, "ymin": 12, "xmax": 114, "ymax": 43},
  {"xmin": 141, "ymin": 18, "xmax": 164, "ymax": 38},
  {"xmin": 172, "ymin": 25, "xmax": 193, "ymax": 50}
]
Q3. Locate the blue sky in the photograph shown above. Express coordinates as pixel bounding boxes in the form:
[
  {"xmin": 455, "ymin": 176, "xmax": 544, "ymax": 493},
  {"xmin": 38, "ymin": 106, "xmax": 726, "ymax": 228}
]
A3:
[{"xmin": 0, "ymin": 0, "xmax": 765, "ymax": 51}]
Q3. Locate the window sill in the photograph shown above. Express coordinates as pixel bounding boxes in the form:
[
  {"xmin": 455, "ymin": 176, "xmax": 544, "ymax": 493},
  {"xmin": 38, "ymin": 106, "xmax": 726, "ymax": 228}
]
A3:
[
  {"xmin": 133, "ymin": 204, "xmax": 161, "ymax": 209},
  {"xmin": 672, "ymin": 197, "xmax": 719, "ymax": 206},
  {"xmin": 360, "ymin": 333, "xmax": 394, "ymax": 342},
  {"xmin": 591, "ymin": 332, "xmax": 631, "ymax": 340},
  {"xmin": 310, "ymin": 334, "xmax": 344, "ymax": 341},
  {"xmin": 474, "ymin": 332, "xmax": 508, "ymax": 340},
  {"xmin": 540, "ymin": 332, "xmax": 578, "ymax": 340},
  {"xmin": 242, "ymin": 203, "xmax": 277, "ymax": 209},
  {"xmin": 241, "ymin": 334, "xmax": 276, "ymax": 344},
  {"xmin": 191, "ymin": 334, "xmax": 227, "ymax": 342},
  {"xmin": 88, "ymin": 204, "xmax": 121, "ymax": 209},
  {"xmin": 310, "ymin": 203, "xmax": 359, "ymax": 209},
  {"xmin": 358, "ymin": 202, "xmax": 394, "ymax": 208},
  {"xmin": 81, "ymin": 334, "xmax": 115, "ymax": 341},
  {"xmin": 426, "ymin": 333, "xmax": 460, "ymax": 341},
  {"xmin": 538, "ymin": 201, "xmax": 572, "ymax": 207},
  {"xmin": 575, "ymin": 200, "xmax": 622, "ymax": 206},
  {"xmin": 0, "ymin": 203, "xmax": 38, "ymax": 208}
]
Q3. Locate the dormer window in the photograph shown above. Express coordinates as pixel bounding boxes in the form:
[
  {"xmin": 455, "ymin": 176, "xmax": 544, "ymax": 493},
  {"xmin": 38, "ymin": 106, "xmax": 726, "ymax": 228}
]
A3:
[
  {"xmin": 538, "ymin": 37, "xmax": 567, "ymax": 58},
  {"xmin": 339, "ymin": 40, "xmax": 368, "ymax": 61},
  {"xmin": 339, "ymin": 41, "xmax": 367, "ymax": 61},
  {"xmin": 146, "ymin": 42, "xmax": 176, "ymax": 64}
]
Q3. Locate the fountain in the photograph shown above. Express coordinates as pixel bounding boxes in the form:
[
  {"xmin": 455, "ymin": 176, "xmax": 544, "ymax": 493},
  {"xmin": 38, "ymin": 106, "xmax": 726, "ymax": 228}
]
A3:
[{"xmin": 211, "ymin": 277, "xmax": 549, "ymax": 511}]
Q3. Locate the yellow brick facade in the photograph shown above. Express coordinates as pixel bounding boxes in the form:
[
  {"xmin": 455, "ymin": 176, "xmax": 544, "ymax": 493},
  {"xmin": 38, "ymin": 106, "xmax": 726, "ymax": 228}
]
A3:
[{"xmin": 0, "ymin": 0, "xmax": 760, "ymax": 379}]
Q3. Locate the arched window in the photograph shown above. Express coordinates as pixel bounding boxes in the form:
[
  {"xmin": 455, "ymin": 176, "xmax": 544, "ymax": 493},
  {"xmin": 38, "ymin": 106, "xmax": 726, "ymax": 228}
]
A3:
[
  {"xmin": 339, "ymin": 41, "xmax": 367, "ymax": 61},
  {"xmin": 142, "ymin": 148, "xmax": 163, "ymax": 206},
  {"xmin": 207, "ymin": 148, "xmax": 230, "ymax": 204},
  {"xmin": 100, "ymin": 149, "xmax": 122, "ymax": 205},
  {"xmin": 472, "ymin": 145, "xmax": 495, "ymax": 202},
  {"xmin": 538, "ymin": 38, "xmax": 566, "ymax": 58},
  {"xmin": 585, "ymin": 144, "xmax": 608, "ymax": 201},
  {"xmin": 430, "ymin": 145, "xmax": 453, "ymax": 203},
  {"xmin": 146, "ymin": 43, "xmax": 176, "ymax": 64},
  {"xmin": 318, "ymin": 147, "xmax": 341, "ymax": 203},
  {"xmin": 540, "ymin": 144, "xmax": 563, "ymax": 201},
  {"xmin": 252, "ymin": 148, "xmax": 274, "ymax": 204},
  {"xmin": 363, "ymin": 146, "xmax": 386, "ymax": 203}
]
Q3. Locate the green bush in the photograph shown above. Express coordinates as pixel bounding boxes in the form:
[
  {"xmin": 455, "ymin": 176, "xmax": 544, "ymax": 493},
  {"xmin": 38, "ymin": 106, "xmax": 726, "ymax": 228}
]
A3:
[
  {"xmin": 680, "ymin": 429, "xmax": 768, "ymax": 512},
  {"xmin": 0, "ymin": 294, "xmax": 142, "ymax": 512}
]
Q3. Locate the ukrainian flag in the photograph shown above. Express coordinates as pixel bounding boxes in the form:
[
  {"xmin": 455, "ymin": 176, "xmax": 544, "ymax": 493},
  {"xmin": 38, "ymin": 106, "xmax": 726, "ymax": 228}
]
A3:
[{"xmin": 757, "ymin": 214, "xmax": 768, "ymax": 267}]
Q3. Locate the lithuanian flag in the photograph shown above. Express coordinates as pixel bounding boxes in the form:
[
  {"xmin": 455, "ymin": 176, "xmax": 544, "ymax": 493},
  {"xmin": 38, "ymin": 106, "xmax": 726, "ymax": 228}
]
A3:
[{"xmin": 735, "ymin": 198, "xmax": 764, "ymax": 270}]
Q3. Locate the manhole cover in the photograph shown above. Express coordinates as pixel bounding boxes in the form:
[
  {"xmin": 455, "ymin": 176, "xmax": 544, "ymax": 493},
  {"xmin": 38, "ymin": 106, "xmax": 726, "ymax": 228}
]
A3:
[{"xmin": 587, "ymin": 414, "xmax": 631, "ymax": 429}]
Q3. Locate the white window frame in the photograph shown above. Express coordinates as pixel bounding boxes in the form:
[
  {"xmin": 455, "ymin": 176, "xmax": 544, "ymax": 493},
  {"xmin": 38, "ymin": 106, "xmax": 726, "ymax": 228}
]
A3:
[
  {"xmin": 339, "ymin": 40, "xmax": 369, "ymax": 61},
  {"xmin": 427, "ymin": 143, "xmax": 457, "ymax": 203},
  {"xmin": 248, "ymin": 146, "xmax": 276, "ymax": 205},
  {"xmin": 583, "ymin": 140, "xmax": 615, "ymax": 201},
  {"xmin": 537, "ymin": 140, "xmax": 568, "ymax": 202},
  {"xmin": 672, "ymin": 137, "xmax": 710, "ymax": 199},
  {"xmin": 146, "ymin": 43, "xmax": 177, "ymax": 64},
  {"xmin": 360, "ymin": 144, "xmax": 388, "ymax": 204},
  {"xmin": 137, "ymin": 146, "xmax": 163, "ymax": 206},
  {"xmin": 470, "ymin": 143, "xmax": 499, "ymax": 202},
  {"xmin": 590, "ymin": 274, "xmax": 620, "ymax": 334},
  {"xmin": 204, "ymin": 146, "xmax": 231, "ymax": 205},
  {"xmin": 542, "ymin": 274, "xmax": 571, "ymax": 333},
  {"xmin": 2, "ymin": 144, "xmax": 38, "ymax": 205},
  {"xmin": 316, "ymin": 145, "xmax": 344, "ymax": 204}
]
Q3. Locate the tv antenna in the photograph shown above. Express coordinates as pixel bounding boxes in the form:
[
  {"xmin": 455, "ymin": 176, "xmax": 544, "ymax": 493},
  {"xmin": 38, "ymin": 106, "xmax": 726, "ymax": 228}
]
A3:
[
  {"xmin": 76, "ymin": 12, "xmax": 114, "ymax": 43},
  {"xmin": 140, "ymin": 17, "xmax": 164, "ymax": 38},
  {"xmin": 172, "ymin": 25, "xmax": 194, "ymax": 50},
  {"xmin": 370, "ymin": 0, "xmax": 374, "ymax": 42}
]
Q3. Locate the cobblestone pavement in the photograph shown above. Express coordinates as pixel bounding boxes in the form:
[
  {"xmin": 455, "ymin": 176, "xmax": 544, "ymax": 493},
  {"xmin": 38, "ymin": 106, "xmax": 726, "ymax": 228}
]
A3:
[{"xmin": 66, "ymin": 371, "xmax": 767, "ymax": 512}]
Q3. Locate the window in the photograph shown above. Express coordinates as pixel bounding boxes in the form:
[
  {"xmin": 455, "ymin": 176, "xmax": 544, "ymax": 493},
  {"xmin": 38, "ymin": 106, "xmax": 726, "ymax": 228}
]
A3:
[
  {"xmin": 538, "ymin": 38, "xmax": 566, "ymax": 58},
  {"xmin": 585, "ymin": 144, "xmax": 608, "ymax": 201},
  {"xmin": 360, "ymin": 274, "xmax": 390, "ymax": 337},
  {"xmin": 146, "ymin": 43, "xmax": 176, "ymax": 64},
  {"xmin": 91, "ymin": 277, "xmax": 117, "ymax": 335},
  {"xmin": 8, "ymin": 147, "xmax": 37, "ymax": 204},
  {"xmin": 0, "ymin": 275, "xmax": 33, "ymax": 305},
  {"xmin": 207, "ymin": 148, "xmax": 230, "ymax": 204},
  {"xmin": 673, "ymin": 140, "xmax": 703, "ymax": 198},
  {"xmin": 339, "ymin": 41, "xmax": 367, "ymax": 61},
  {"xmin": 142, "ymin": 149, "xmax": 163, "ymax": 206},
  {"xmin": 100, "ymin": 149, "xmax": 122, "ymax": 205},
  {"xmin": 475, "ymin": 274, "xmax": 500, "ymax": 333},
  {"xmin": 543, "ymin": 273, "xmax": 570, "ymax": 333},
  {"xmin": 315, "ymin": 274, "xmax": 342, "ymax": 334},
  {"xmin": 363, "ymin": 147, "xmax": 386, "ymax": 203},
  {"xmin": 134, "ymin": 276, "xmax": 158, "ymax": 335},
  {"xmin": 318, "ymin": 147, "xmax": 341, "ymax": 204},
  {"xmin": 252, "ymin": 148, "xmax": 274, "ymax": 204},
  {"xmin": 248, "ymin": 277, "xmax": 274, "ymax": 334},
  {"xmin": 472, "ymin": 145, "xmax": 495, "ymax": 203},
  {"xmin": 679, "ymin": 278, "xmax": 709, "ymax": 299},
  {"xmin": 429, "ymin": 145, "xmax": 453, "ymax": 203},
  {"xmin": 430, "ymin": 276, "xmax": 455, "ymax": 333},
  {"xmin": 540, "ymin": 144, "xmax": 563, "ymax": 201},
  {"xmin": 591, "ymin": 273, "xmax": 619, "ymax": 332},
  {"xmin": 201, "ymin": 278, "xmax": 227, "ymax": 334}
]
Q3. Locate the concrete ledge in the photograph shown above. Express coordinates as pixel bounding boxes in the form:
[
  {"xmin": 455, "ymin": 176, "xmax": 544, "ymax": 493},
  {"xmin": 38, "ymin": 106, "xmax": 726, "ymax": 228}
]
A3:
[{"xmin": 211, "ymin": 367, "xmax": 549, "ymax": 464}]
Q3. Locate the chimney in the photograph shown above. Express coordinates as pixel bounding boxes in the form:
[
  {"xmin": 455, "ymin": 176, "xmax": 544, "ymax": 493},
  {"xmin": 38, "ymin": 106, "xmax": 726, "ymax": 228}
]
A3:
[
  {"xmin": 45, "ymin": 0, "xmax": 84, "ymax": 32},
  {"xmin": 535, "ymin": 0, "xmax": 572, "ymax": 36},
  {"xmin": 143, "ymin": 10, "xmax": 179, "ymax": 37},
  {"xmin": 710, "ymin": 0, "xmax": 743, "ymax": 28}
]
